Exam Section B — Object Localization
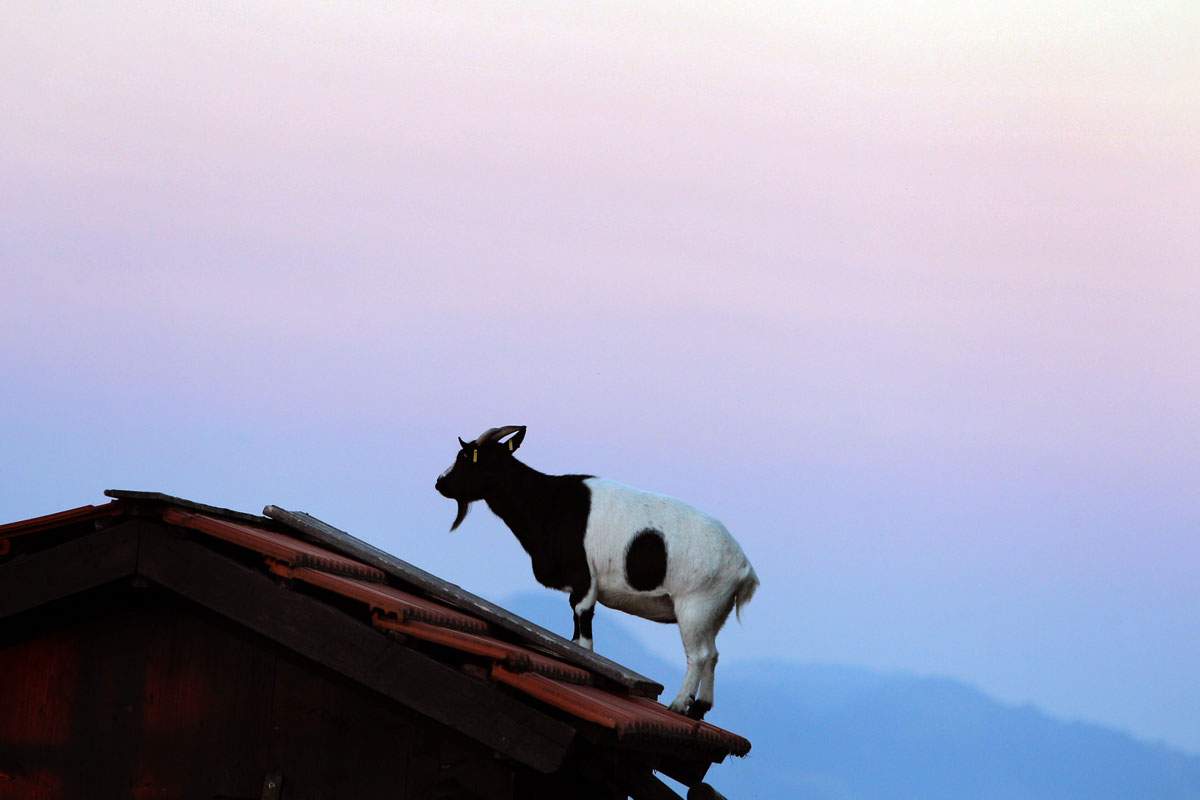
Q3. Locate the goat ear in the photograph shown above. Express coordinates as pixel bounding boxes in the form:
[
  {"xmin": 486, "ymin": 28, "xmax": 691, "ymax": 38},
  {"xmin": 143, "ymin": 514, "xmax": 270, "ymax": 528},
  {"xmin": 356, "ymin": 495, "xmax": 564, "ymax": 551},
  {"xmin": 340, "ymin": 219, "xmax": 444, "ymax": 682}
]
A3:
[
  {"xmin": 458, "ymin": 437, "xmax": 471, "ymax": 450},
  {"xmin": 505, "ymin": 426, "xmax": 527, "ymax": 452}
]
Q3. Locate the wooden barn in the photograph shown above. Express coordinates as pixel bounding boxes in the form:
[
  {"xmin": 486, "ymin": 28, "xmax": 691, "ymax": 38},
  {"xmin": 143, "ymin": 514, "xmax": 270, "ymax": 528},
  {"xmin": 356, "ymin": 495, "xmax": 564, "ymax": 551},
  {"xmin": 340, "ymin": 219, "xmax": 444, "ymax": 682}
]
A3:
[{"xmin": 0, "ymin": 491, "xmax": 750, "ymax": 799}]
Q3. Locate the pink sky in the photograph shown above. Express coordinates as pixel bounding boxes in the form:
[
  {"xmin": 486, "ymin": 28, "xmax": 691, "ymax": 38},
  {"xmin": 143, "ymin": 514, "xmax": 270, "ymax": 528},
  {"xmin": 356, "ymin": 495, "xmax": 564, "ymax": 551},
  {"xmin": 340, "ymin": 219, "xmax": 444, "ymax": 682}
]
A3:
[{"xmin": 3, "ymin": 1, "xmax": 1198, "ymax": 752}]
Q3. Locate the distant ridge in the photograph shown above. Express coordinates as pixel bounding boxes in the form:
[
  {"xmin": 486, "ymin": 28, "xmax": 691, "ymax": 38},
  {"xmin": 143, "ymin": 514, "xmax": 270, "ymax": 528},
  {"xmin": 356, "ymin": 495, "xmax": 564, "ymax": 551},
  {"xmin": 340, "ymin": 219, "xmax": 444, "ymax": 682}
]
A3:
[{"xmin": 503, "ymin": 593, "xmax": 1200, "ymax": 800}]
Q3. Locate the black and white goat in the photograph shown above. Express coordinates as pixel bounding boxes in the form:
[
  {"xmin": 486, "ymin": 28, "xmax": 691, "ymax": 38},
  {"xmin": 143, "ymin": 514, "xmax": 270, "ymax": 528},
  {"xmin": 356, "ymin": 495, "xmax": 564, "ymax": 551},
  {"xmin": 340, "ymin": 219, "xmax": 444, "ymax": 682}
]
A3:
[{"xmin": 435, "ymin": 425, "xmax": 758, "ymax": 720}]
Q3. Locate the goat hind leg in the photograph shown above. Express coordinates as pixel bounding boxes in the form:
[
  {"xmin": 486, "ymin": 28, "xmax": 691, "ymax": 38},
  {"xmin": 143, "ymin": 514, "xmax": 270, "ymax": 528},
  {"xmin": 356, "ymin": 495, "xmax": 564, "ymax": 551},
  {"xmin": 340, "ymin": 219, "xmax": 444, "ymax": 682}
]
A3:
[
  {"xmin": 670, "ymin": 595, "xmax": 732, "ymax": 719},
  {"xmin": 668, "ymin": 660, "xmax": 703, "ymax": 716},
  {"xmin": 693, "ymin": 594, "xmax": 735, "ymax": 717},
  {"xmin": 668, "ymin": 601, "xmax": 720, "ymax": 717},
  {"xmin": 687, "ymin": 632, "xmax": 719, "ymax": 720}
]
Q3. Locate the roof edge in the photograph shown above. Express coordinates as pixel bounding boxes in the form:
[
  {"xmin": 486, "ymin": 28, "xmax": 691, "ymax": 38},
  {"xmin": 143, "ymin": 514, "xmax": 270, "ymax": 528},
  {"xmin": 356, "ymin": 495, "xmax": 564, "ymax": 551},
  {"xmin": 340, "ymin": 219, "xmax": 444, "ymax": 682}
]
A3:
[
  {"xmin": 264, "ymin": 505, "xmax": 665, "ymax": 699},
  {"xmin": 105, "ymin": 490, "xmax": 269, "ymax": 526}
]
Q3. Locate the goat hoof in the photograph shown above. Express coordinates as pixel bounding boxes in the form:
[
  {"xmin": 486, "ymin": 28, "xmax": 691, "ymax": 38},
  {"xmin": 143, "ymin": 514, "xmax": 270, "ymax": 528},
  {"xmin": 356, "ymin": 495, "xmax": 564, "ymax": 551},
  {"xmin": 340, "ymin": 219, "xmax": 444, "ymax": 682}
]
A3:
[
  {"xmin": 686, "ymin": 699, "xmax": 711, "ymax": 720},
  {"xmin": 668, "ymin": 698, "xmax": 690, "ymax": 715}
]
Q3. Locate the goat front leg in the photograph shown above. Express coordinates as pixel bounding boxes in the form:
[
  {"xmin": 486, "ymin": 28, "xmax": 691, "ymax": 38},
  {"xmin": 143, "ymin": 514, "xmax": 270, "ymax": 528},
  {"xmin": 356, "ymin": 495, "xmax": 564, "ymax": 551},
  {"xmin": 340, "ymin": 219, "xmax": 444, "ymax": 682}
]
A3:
[{"xmin": 569, "ymin": 583, "xmax": 598, "ymax": 651}]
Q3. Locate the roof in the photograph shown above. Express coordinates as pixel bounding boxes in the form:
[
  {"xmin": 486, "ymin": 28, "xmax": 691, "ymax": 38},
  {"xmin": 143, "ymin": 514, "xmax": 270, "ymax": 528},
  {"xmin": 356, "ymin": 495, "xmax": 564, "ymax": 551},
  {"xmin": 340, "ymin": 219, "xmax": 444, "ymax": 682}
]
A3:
[{"xmin": 0, "ymin": 491, "xmax": 751, "ymax": 792}]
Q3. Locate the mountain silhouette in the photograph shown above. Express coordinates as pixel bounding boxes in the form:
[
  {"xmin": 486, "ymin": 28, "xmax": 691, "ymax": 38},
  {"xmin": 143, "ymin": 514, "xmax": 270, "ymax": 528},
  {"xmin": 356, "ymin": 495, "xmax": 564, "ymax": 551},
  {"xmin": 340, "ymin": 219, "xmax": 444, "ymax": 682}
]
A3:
[{"xmin": 502, "ymin": 592, "xmax": 1200, "ymax": 799}]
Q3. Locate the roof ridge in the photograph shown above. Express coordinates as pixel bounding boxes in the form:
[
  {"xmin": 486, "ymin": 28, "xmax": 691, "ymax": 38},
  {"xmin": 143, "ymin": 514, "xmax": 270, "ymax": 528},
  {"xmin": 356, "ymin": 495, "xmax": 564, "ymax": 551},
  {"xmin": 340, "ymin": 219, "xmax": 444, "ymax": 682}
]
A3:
[{"xmin": 105, "ymin": 489, "xmax": 268, "ymax": 526}]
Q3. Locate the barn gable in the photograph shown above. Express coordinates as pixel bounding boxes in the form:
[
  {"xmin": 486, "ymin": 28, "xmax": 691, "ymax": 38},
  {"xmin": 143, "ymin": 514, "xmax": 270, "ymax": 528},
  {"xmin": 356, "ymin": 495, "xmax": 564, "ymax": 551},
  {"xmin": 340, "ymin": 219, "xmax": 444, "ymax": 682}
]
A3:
[{"xmin": 0, "ymin": 492, "xmax": 749, "ymax": 800}]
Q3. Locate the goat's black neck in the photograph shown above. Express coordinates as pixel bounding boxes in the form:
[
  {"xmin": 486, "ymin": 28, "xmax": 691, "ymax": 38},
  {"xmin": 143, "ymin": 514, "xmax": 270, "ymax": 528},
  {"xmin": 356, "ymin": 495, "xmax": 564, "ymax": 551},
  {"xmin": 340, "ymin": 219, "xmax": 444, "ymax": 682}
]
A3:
[
  {"xmin": 481, "ymin": 459, "xmax": 593, "ymax": 594},
  {"xmin": 483, "ymin": 459, "xmax": 559, "ymax": 540}
]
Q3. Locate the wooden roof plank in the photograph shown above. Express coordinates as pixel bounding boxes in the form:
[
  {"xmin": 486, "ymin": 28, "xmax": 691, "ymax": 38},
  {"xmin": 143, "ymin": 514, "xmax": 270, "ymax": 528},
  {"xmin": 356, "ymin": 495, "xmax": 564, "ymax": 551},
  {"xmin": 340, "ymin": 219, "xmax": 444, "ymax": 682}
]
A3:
[{"xmin": 105, "ymin": 489, "xmax": 268, "ymax": 526}]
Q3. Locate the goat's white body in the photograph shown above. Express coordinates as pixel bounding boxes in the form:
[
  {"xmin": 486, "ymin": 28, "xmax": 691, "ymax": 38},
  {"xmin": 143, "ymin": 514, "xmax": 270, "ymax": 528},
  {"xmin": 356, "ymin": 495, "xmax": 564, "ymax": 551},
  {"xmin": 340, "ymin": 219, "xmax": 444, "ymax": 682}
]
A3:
[
  {"xmin": 582, "ymin": 478, "xmax": 752, "ymax": 620},
  {"xmin": 578, "ymin": 478, "xmax": 758, "ymax": 714}
]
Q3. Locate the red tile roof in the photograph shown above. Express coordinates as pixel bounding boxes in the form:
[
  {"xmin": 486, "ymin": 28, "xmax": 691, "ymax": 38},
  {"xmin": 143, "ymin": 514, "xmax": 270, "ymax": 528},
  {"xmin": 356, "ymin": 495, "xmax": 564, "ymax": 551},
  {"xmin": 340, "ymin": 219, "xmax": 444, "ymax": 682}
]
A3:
[
  {"xmin": 372, "ymin": 616, "xmax": 594, "ymax": 684},
  {"xmin": 0, "ymin": 501, "xmax": 124, "ymax": 554},
  {"xmin": 161, "ymin": 509, "xmax": 388, "ymax": 582},
  {"xmin": 0, "ymin": 495, "xmax": 752, "ymax": 760},
  {"xmin": 492, "ymin": 666, "xmax": 750, "ymax": 754},
  {"xmin": 290, "ymin": 568, "xmax": 488, "ymax": 634}
]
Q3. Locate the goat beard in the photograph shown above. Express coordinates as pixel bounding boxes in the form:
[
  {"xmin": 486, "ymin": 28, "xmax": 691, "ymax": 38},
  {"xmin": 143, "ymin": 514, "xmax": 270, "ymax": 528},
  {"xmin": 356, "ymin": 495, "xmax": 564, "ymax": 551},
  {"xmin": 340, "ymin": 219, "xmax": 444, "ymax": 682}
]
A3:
[{"xmin": 449, "ymin": 499, "xmax": 471, "ymax": 532}]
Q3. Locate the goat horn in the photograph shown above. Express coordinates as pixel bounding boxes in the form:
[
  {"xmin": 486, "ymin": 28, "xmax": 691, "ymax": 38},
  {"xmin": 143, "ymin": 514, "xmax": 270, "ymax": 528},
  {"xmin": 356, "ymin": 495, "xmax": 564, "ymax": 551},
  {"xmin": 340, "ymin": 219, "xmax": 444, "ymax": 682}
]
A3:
[
  {"xmin": 473, "ymin": 427, "xmax": 502, "ymax": 444},
  {"xmin": 475, "ymin": 426, "xmax": 523, "ymax": 445}
]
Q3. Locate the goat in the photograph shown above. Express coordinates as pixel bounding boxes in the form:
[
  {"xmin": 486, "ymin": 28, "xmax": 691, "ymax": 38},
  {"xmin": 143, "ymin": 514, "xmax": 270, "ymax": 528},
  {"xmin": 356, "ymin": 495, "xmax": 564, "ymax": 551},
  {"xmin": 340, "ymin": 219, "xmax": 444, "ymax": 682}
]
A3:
[{"xmin": 434, "ymin": 425, "xmax": 759, "ymax": 720}]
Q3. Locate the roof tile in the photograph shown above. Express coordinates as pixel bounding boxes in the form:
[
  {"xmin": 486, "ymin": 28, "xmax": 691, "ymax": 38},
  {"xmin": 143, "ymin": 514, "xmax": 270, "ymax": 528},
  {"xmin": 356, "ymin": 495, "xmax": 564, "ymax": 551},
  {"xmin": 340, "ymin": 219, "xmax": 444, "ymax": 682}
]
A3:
[
  {"xmin": 161, "ymin": 509, "xmax": 387, "ymax": 582},
  {"xmin": 491, "ymin": 665, "xmax": 752, "ymax": 757},
  {"xmin": 291, "ymin": 567, "xmax": 488, "ymax": 633}
]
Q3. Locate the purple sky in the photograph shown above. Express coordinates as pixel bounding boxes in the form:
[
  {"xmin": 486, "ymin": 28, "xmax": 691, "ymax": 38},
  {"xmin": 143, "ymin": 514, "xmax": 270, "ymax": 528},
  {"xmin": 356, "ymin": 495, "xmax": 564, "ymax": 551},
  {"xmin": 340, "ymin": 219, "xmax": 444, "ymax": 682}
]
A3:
[{"xmin": 3, "ymin": 2, "xmax": 1198, "ymax": 752}]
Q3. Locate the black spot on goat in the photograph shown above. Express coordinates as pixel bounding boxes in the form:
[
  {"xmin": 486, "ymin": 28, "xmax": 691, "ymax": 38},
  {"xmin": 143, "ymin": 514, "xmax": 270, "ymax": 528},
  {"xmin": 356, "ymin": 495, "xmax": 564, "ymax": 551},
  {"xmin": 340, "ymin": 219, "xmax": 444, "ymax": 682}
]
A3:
[{"xmin": 625, "ymin": 529, "xmax": 668, "ymax": 591}]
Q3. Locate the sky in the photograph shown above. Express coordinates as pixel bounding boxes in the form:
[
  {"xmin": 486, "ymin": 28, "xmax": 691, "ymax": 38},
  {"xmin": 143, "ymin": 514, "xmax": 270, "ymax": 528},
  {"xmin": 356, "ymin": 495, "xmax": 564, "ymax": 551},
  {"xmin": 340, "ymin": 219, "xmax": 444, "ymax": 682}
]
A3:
[{"xmin": 2, "ymin": 1, "xmax": 1198, "ymax": 754}]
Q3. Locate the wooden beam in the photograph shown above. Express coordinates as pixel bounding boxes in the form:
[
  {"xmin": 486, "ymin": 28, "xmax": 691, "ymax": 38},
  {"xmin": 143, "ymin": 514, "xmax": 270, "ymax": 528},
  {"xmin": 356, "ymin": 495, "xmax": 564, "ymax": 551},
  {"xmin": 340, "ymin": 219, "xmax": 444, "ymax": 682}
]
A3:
[
  {"xmin": 657, "ymin": 756, "xmax": 712, "ymax": 788},
  {"xmin": 136, "ymin": 527, "xmax": 575, "ymax": 773},
  {"xmin": 0, "ymin": 521, "xmax": 141, "ymax": 620},
  {"xmin": 622, "ymin": 769, "xmax": 685, "ymax": 800},
  {"xmin": 105, "ymin": 489, "xmax": 269, "ymax": 526},
  {"xmin": 263, "ymin": 505, "xmax": 663, "ymax": 698},
  {"xmin": 686, "ymin": 783, "xmax": 729, "ymax": 800}
]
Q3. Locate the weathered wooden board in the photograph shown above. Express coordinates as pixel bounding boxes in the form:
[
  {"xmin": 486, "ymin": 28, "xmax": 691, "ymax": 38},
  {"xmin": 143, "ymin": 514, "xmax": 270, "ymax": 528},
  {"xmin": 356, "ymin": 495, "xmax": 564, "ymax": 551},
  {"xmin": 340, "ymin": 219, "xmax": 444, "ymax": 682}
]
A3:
[
  {"xmin": 263, "ymin": 505, "xmax": 663, "ymax": 698},
  {"xmin": 105, "ymin": 489, "xmax": 269, "ymax": 526}
]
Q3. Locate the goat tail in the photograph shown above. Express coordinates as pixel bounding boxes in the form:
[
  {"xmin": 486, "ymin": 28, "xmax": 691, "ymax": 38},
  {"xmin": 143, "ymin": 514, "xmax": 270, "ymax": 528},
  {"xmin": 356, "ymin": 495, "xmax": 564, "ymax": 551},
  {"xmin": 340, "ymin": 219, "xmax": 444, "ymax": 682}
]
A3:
[{"xmin": 733, "ymin": 563, "xmax": 760, "ymax": 624}]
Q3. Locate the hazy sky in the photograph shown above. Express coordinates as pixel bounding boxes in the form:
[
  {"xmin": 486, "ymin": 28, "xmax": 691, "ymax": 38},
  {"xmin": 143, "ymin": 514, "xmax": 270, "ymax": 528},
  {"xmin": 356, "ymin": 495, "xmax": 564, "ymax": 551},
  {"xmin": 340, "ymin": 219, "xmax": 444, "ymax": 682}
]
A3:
[{"xmin": 2, "ymin": 1, "xmax": 1198, "ymax": 753}]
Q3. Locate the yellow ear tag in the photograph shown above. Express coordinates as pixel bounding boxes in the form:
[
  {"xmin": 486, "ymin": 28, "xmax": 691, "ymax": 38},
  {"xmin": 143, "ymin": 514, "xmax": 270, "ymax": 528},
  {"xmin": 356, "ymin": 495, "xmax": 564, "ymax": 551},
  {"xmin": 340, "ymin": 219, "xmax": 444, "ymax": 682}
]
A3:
[
  {"xmin": 508, "ymin": 440, "xmax": 514, "ymax": 451},
  {"xmin": 472, "ymin": 449, "xmax": 478, "ymax": 463}
]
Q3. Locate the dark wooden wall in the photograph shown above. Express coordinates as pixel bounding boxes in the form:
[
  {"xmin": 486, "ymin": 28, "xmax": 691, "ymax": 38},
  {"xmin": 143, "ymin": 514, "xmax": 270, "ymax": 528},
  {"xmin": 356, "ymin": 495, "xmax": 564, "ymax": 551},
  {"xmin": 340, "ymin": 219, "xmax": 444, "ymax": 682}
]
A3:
[{"xmin": 0, "ymin": 584, "xmax": 516, "ymax": 800}]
